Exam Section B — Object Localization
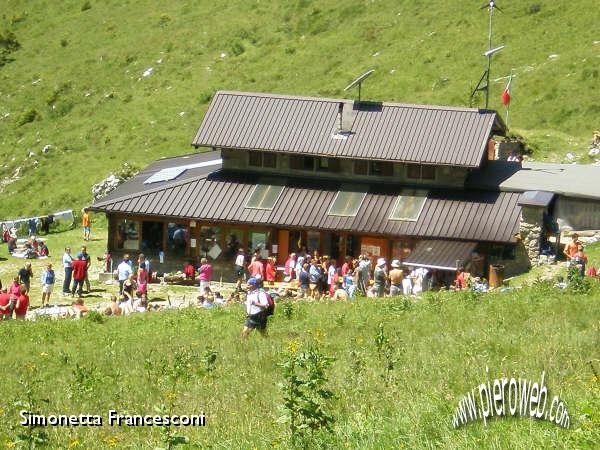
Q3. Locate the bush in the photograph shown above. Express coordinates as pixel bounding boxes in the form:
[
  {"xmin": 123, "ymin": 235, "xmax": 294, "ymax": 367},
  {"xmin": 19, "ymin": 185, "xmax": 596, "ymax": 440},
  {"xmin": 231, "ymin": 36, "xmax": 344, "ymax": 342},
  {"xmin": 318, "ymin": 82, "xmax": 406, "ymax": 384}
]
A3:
[
  {"xmin": 16, "ymin": 108, "xmax": 38, "ymax": 126},
  {"xmin": 0, "ymin": 29, "xmax": 21, "ymax": 67}
]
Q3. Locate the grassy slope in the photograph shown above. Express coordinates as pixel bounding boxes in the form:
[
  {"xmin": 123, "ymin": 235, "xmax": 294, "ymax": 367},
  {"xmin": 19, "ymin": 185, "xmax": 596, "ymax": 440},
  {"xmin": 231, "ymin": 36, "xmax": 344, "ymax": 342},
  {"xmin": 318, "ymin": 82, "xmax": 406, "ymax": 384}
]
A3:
[
  {"xmin": 0, "ymin": 0, "xmax": 599, "ymax": 218},
  {"xmin": 0, "ymin": 286, "xmax": 599, "ymax": 448},
  {"xmin": 0, "ymin": 226, "xmax": 599, "ymax": 448}
]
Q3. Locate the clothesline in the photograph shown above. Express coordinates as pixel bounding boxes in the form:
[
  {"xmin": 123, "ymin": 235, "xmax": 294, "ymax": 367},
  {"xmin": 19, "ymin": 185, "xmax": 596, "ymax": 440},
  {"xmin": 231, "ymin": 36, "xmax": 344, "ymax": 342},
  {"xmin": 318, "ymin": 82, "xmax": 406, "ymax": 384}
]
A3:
[{"xmin": 0, "ymin": 209, "xmax": 75, "ymax": 229}]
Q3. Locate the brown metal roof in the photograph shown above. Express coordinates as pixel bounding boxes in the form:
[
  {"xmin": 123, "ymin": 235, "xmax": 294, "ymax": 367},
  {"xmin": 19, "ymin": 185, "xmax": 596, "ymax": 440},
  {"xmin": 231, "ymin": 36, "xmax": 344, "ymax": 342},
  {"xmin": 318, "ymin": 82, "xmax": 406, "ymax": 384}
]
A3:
[
  {"xmin": 192, "ymin": 91, "xmax": 504, "ymax": 168},
  {"xmin": 403, "ymin": 240, "xmax": 478, "ymax": 271},
  {"xmin": 92, "ymin": 170, "xmax": 521, "ymax": 244}
]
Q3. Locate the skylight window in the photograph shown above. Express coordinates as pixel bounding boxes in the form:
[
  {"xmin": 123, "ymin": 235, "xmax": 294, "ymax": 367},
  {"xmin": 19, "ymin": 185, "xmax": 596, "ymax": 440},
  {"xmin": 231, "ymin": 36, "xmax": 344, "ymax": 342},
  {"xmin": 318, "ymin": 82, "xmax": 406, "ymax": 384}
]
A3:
[
  {"xmin": 328, "ymin": 190, "xmax": 366, "ymax": 217},
  {"xmin": 245, "ymin": 184, "xmax": 284, "ymax": 210},
  {"xmin": 144, "ymin": 159, "xmax": 222, "ymax": 184},
  {"xmin": 389, "ymin": 190, "xmax": 428, "ymax": 221}
]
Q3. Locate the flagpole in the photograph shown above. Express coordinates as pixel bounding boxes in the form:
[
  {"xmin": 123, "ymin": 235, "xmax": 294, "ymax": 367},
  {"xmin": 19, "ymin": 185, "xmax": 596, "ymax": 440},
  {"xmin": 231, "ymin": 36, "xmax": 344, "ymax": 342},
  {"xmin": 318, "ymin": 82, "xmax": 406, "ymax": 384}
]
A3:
[{"xmin": 505, "ymin": 69, "xmax": 513, "ymax": 130}]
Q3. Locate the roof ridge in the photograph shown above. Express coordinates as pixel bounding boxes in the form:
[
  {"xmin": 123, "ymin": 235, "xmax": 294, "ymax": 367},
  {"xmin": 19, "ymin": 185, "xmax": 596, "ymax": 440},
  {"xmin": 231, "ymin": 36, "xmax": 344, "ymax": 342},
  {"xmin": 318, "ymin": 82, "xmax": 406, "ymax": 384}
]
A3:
[{"xmin": 214, "ymin": 90, "xmax": 496, "ymax": 114}]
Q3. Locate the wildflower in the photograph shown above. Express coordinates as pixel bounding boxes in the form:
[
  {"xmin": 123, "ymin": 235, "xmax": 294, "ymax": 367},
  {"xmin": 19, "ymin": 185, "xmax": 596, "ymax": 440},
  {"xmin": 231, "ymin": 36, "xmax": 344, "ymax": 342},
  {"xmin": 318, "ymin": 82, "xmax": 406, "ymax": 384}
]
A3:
[
  {"xmin": 166, "ymin": 391, "xmax": 177, "ymax": 401},
  {"xmin": 104, "ymin": 436, "xmax": 120, "ymax": 447},
  {"xmin": 4, "ymin": 441, "xmax": 15, "ymax": 449},
  {"xmin": 287, "ymin": 340, "xmax": 300, "ymax": 355},
  {"xmin": 68, "ymin": 438, "xmax": 80, "ymax": 448},
  {"xmin": 40, "ymin": 352, "xmax": 48, "ymax": 357}
]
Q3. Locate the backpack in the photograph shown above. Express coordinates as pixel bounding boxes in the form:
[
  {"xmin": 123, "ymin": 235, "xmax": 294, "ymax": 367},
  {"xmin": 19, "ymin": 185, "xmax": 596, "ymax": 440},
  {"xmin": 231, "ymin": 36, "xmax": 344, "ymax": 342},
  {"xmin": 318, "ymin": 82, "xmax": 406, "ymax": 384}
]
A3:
[
  {"xmin": 261, "ymin": 289, "xmax": 275, "ymax": 316},
  {"xmin": 45, "ymin": 270, "xmax": 55, "ymax": 285}
]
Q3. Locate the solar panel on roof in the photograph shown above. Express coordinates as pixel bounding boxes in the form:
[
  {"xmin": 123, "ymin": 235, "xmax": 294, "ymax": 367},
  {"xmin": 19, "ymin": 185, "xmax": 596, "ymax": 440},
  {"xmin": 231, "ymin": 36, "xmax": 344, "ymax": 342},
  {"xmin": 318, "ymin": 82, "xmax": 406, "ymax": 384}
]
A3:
[
  {"xmin": 328, "ymin": 190, "xmax": 366, "ymax": 217},
  {"xmin": 245, "ymin": 185, "xmax": 284, "ymax": 210},
  {"xmin": 144, "ymin": 158, "xmax": 222, "ymax": 184},
  {"xmin": 389, "ymin": 189, "xmax": 428, "ymax": 221}
]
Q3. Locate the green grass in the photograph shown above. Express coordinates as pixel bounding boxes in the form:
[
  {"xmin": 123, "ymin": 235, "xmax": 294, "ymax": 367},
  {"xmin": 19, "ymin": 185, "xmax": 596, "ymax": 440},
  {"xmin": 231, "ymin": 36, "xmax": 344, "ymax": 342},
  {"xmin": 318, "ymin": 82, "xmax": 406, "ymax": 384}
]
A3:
[
  {"xmin": 1, "ymin": 224, "xmax": 599, "ymax": 448},
  {"xmin": 0, "ymin": 284, "xmax": 599, "ymax": 448},
  {"xmin": 1, "ymin": 0, "xmax": 599, "ymax": 217}
]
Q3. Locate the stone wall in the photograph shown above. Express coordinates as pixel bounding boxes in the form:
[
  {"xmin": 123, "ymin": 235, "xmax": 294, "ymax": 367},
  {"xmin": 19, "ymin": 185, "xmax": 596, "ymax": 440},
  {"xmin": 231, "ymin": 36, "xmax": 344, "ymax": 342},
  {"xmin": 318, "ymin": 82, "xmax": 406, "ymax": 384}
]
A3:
[{"xmin": 519, "ymin": 206, "xmax": 544, "ymax": 264}]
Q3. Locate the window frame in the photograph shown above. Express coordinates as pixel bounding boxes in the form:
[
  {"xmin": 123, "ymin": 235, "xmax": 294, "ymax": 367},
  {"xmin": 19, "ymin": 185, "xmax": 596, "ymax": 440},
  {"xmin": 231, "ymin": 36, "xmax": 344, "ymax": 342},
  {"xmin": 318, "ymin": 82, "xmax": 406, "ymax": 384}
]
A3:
[
  {"xmin": 388, "ymin": 190, "xmax": 428, "ymax": 222},
  {"xmin": 245, "ymin": 184, "xmax": 285, "ymax": 210}
]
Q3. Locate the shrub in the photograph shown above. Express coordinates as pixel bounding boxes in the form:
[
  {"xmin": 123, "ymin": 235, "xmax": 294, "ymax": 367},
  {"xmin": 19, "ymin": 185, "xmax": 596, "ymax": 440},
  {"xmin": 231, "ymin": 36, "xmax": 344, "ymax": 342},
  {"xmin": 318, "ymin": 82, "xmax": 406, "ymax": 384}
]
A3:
[
  {"xmin": 0, "ymin": 29, "xmax": 21, "ymax": 67},
  {"xmin": 60, "ymin": 38, "xmax": 69, "ymax": 47},
  {"xmin": 16, "ymin": 108, "xmax": 38, "ymax": 126},
  {"xmin": 83, "ymin": 310, "xmax": 106, "ymax": 323}
]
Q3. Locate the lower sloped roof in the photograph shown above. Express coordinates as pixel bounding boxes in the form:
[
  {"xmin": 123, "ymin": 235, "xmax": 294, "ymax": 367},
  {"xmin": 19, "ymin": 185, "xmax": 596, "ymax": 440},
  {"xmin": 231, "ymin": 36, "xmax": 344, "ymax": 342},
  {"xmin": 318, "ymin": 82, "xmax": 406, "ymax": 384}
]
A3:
[
  {"xmin": 92, "ymin": 165, "xmax": 521, "ymax": 243},
  {"xmin": 403, "ymin": 240, "xmax": 478, "ymax": 271}
]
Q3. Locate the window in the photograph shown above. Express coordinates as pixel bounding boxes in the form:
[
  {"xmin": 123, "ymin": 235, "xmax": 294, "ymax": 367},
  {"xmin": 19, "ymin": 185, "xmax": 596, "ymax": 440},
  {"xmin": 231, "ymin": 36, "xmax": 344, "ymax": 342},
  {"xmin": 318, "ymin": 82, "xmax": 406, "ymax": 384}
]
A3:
[
  {"xmin": 406, "ymin": 165, "xmax": 421, "ymax": 179},
  {"xmin": 389, "ymin": 190, "xmax": 428, "ymax": 221},
  {"xmin": 249, "ymin": 151, "xmax": 262, "ymax": 167},
  {"xmin": 116, "ymin": 219, "xmax": 140, "ymax": 250},
  {"xmin": 307, "ymin": 231, "xmax": 320, "ymax": 253},
  {"xmin": 328, "ymin": 190, "xmax": 367, "ymax": 217},
  {"xmin": 250, "ymin": 231, "xmax": 270, "ymax": 258},
  {"xmin": 263, "ymin": 153, "xmax": 277, "ymax": 168},
  {"xmin": 290, "ymin": 155, "xmax": 315, "ymax": 171},
  {"xmin": 245, "ymin": 184, "xmax": 284, "ymax": 210},
  {"xmin": 167, "ymin": 223, "xmax": 188, "ymax": 256},
  {"xmin": 370, "ymin": 161, "xmax": 393, "ymax": 176},
  {"xmin": 354, "ymin": 160, "xmax": 368, "ymax": 175},
  {"xmin": 422, "ymin": 165, "xmax": 436, "ymax": 180},
  {"xmin": 249, "ymin": 151, "xmax": 276, "ymax": 168},
  {"xmin": 317, "ymin": 157, "xmax": 341, "ymax": 172},
  {"xmin": 407, "ymin": 164, "xmax": 436, "ymax": 180},
  {"xmin": 224, "ymin": 229, "xmax": 245, "ymax": 258},
  {"xmin": 200, "ymin": 226, "xmax": 221, "ymax": 259},
  {"xmin": 141, "ymin": 221, "xmax": 164, "ymax": 253}
]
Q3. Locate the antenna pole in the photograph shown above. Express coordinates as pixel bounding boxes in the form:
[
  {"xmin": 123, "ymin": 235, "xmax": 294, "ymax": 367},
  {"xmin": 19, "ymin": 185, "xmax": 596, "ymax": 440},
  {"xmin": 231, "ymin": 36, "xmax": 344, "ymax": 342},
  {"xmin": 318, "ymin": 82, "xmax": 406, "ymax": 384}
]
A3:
[{"xmin": 485, "ymin": 2, "xmax": 494, "ymax": 108}]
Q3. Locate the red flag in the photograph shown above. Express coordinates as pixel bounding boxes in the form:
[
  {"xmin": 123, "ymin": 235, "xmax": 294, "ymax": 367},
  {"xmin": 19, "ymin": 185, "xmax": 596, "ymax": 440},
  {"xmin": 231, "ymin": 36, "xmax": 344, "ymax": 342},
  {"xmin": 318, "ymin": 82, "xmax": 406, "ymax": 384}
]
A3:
[{"xmin": 501, "ymin": 75, "xmax": 512, "ymax": 106}]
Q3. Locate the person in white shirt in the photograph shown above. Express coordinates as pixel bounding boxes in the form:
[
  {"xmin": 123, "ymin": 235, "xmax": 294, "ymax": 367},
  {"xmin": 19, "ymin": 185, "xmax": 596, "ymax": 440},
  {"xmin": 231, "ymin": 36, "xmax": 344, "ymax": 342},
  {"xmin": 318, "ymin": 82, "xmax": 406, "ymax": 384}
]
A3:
[
  {"xmin": 117, "ymin": 255, "xmax": 132, "ymax": 294},
  {"xmin": 234, "ymin": 248, "xmax": 246, "ymax": 289},
  {"xmin": 241, "ymin": 277, "xmax": 269, "ymax": 338}
]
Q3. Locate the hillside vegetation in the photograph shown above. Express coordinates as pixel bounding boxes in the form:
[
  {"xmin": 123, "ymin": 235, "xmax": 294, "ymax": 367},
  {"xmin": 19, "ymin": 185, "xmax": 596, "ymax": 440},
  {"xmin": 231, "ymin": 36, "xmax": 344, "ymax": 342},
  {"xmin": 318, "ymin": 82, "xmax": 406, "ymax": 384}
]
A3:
[
  {"xmin": 0, "ymin": 285, "xmax": 599, "ymax": 448},
  {"xmin": 0, "ymin": 0, "xmax": 599, "ymax": 217}
]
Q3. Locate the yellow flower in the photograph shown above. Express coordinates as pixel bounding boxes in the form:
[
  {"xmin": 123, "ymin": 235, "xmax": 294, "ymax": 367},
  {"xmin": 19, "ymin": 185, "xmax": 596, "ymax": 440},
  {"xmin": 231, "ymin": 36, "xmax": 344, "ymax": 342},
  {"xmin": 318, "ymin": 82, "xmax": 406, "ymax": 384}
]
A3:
[
  {"xmin": 104, "ymin": 436, "xmax": 120, "ymax": 447},
  {"xmin": 4, "ymin": 441, "xmax": 15, "ymax": 449},
  {"xmin": 166, "ymin": 391, "xmax": 177, "ymax": 401},
  {"xmin": 68, "ymin": 438, "xmax": 80, "ymax": 448},
  {"xmin": 591, "ymin": 375, "xmax": 598, "ymax": 383},
  {"xmin": 287, "ymin": 340, "xmax": 300, "ymax": 355},
  {"xmin": 39, "ymin": 352, "xmax": 48, "ymax": 357}
]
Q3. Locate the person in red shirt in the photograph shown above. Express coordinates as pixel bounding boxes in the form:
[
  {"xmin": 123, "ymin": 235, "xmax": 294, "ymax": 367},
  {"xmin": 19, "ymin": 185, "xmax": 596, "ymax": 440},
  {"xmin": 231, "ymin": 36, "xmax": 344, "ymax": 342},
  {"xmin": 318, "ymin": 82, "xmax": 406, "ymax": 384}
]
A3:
[
  {"xmin": 0, "ymin": 292, "xmax": 11, "ymax": 320},
  {"xmin": 183, "ymin": 261, "xmax": 195, "ymax": 280},
  {"xmin": 265, "ymin": 257, "xmax": 276, "ymax": 286},
  {"xmin": 71, "ymin": 255, "xmax": 88, "ymax": 297},
  {"xmin": 8, "ymin": 276, "xmax": 21, "ymax": 299},
  {"xmin": 14, "ymin": 286, "xmax": 29, "ymax": 319},
  {"xmin": 455, "ymin": 268, "xmax": 467, "ymax": 290},
  {"xmin": 247, "ymin": 256, "xmax": 264, "ymax": 281}
]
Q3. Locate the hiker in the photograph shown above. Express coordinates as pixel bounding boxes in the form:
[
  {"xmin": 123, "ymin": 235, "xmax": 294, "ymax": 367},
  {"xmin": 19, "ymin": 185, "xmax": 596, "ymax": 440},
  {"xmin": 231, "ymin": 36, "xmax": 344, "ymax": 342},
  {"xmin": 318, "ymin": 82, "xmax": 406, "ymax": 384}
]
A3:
[
  {"xmin": 265, "ymin": 256, "xmax": 276, "ymax": 286},
  {"xmin": 38, "ymin": 241, "xmax": 49, "ymax": 257},
  {"xmin": 79, "ymin": 246, "xmax": 92, "ymax": 293},
  {"xmin": 402, "ymin": 270, "xmax": 413, "ymax": 296},
  {"xmin": 357, "ymin": 255, "xmax": 371, "ymax": 295},
  {"xmin": 247, "ymin": 256, "xmax": 264, "ymax": 281},
  {"xmin": 104, "ymin": 295, "xmax": 121, "ymax": 316},
  {"xmin": 198, "ymin": 257, "xmax": 212, "ymax": 293},
  {"xmin": 137, "ymin": 264, "xmax": 148, "ymax": 298},
  {"xmin": 298, "ymin": 263, "xmax": 310, "ymax": 298},
  {"xmin": 117, "ymin": 255, "xmax": 132, "ymax": 294},
  {"xmin": 331, "ymin": 280, "xmax": 349, "ymax": 301},
  {"xmin": 283, "ymin": 252, "xmax": 296, "ymax": 281},
  {"xmin": 62, "ymin": 247, "xmax": 74, "ymax": 294},
  {"xmin": 18, "ymin": 262, "xmax": 33, "ymax": 293},
  {"xmin": 70, "ymin": 298, "xmax": 88, "ymax": 319},
  {"xmin": 82, "ymin": 208, "xmax": 91, "ymax": 241},
  {"xmin": 571, "ymin": 244, "xmax": 588, "ymax": 277},
  {"xmin": 14, "ymin": 285, "xmax": 29, "ymax": 319},
  {"xmin": 343, "ymin": 268, "xmax": 356, "ymax": 299},
  {"xmin": 234, "ymin": 248, "xmax": 246, "ymax": 288},
  {"xmin": 71, "ymin": 255, "xmax": 88, "ymax": 297},
  {"xmin": 40, "ymin": 263, "xmax": 56, "ymax": 307},
  {"xmin": 0, "ymin": 291, "xmax": 11, "ymax": 320},
  {"xmin": 389, "ymin": 260, "xmax": 403, "ymax": 296},
  {"xmin": 241, "ymin": 277, "xmax": 270, "ymax": 338},
  {"xmin": 563, "ymin": 234, "xmax": 580, "ymax": 260},
  {"xmin": 371, "ymin": 258, "xmax": 387, "ymax": 297},
  {"xmin": 183, "ymin": 261, "xmax": 195, "ymax": 280}
]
